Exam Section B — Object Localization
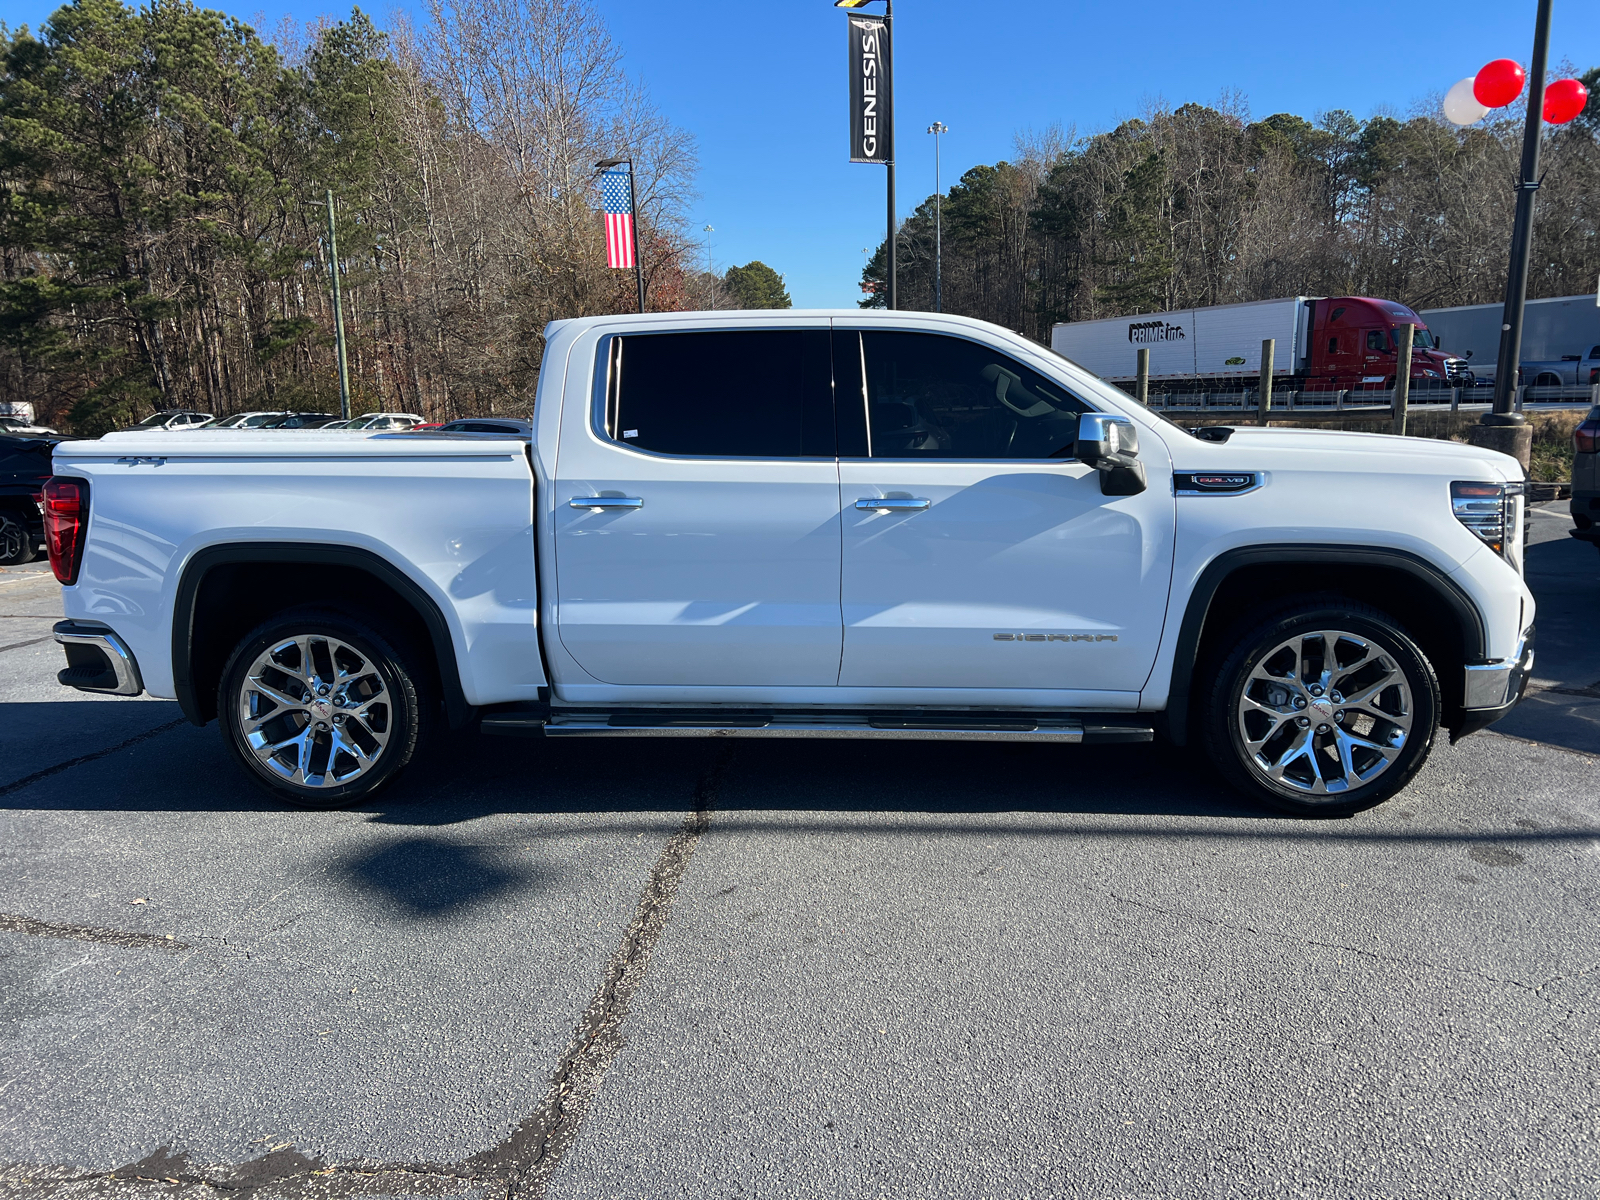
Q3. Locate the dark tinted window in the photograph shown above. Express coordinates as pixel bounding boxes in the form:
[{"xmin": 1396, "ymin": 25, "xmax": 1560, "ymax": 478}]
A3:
[
  {"xmin": 0, "ymin": 441, "xmax": 53, "ymax": 474},
  {"xmin": 608, "ymin": 330, "xmax": 834, "ymax": 458},
  {"xmin": 857, "ymin": 331, "xmax": 1086, "ymax": 459},
  {"xmin": 1366, "ymin": 330, "xmax": 1386, "ymax": 352}
]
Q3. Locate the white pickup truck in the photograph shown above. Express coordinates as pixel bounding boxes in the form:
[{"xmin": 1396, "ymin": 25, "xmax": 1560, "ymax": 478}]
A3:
[{"xmin": 40, "ymin": 311, "xmax": 1535, "ymax": 816}]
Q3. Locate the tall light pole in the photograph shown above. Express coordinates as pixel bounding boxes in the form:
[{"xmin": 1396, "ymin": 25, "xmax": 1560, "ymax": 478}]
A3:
[
  {"xmin": 927, "ymin": 121, "xmax": 947, "ymax": 313},
  {"xmin": 837, "ymin": 0, "xmax": 895, "ymax": 310},
  {"xmin": 702, "ymin": 225, "xmax": 715, "ymax": 275},
  {"xmin": 1469, "ymin": 0, "xmax": 1553, "ymax": 470}
]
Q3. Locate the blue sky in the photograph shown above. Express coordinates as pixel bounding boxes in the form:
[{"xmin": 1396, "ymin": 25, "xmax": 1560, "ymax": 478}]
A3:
[{"xmin": 6, "ymin": 0, "xmax": 1598, "ymax": 306}]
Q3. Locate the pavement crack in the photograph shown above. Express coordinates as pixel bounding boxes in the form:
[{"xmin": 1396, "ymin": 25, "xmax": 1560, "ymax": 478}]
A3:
[
  {"xmin": 0, "ymin": 634, "xmax": 53, "ymax": 654},
  {"xmin": 0, "ymin": 718, "xmax": 188, "ymax": 798},
  {"xmin": 0, "ymin": 913, "xmax": 188, "ymax": 952},
  {"xmin": 464, "ymin": 742, "xmax": 735, "ymax": 1197},
  {"xmin": 1106, "ymin": 891, "xmax": 1548, "ymax": 994}
]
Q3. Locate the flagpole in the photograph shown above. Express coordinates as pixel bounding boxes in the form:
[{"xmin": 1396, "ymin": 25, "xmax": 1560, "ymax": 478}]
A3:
[{"xmin": 628, "ymin": 159, "xmax": 644, "ymax": 313}]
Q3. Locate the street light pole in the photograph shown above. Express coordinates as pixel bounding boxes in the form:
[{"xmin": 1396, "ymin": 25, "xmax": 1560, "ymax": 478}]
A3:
[
  {"xmin": 884, "ymin": 0, "xmax": 895, "ymax": 310},
  {"xmin": 928, "ymin": 121, "xmax": 947, "ymax": 313},
  {"xmin": 837, "ymin": 0, "xmax": 896, "ymax": 310},
  {"xmin": 1471, "ymin": 0, "xmax": 1553, "ymax": 469}
]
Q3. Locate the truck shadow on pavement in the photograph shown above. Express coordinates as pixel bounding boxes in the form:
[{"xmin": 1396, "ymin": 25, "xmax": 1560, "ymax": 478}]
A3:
[{"xmin": 2, "ymin": 701, "xmax": 1595, "ymax": 847}]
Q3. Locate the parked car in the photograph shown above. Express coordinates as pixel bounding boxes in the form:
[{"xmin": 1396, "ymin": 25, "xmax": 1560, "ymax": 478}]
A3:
[
  {"xmin": 43, "ymin": 310, "xmax": 1534, "ymax": 818},
  {"xmin": 186, "ymin": 411, "xmax": 290, "ymax": 430},
  {"xmin": 117, "ymin": 410, "xmax": 213, "ymax": 432},
  {"xmin": 331, "ymin": 413, "xmax": 425, "ymax": 431},
  {"xmin": 0, "ymin": 415, "xmax": 60, "ymax": 436},
  {"xmin": 256, "ymin": 412, "xmax": 341, "ymax": 429},
  {"xmin": 1520, "ymin": 345, "xmax": 1600, "ymax": 389},
  {"xmin": 0, "ymin": 436, "xmax": 58, "ymax": 565},
  {"xmin": 432, "ymin": 418, "xmax": 532, "ymax": 437}
]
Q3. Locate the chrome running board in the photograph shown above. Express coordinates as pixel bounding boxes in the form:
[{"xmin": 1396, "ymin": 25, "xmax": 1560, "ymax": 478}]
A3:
[{"xmin": 480, "ymin": 707, "xmax": 1154, "ymax": 744}]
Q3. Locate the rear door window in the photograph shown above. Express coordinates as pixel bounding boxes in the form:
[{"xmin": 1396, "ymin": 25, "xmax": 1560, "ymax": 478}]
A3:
[
  {"xmin": 605, "ymin": 330, "xmax": 834, "ymax": 458},
  {"xmin": 855, "ymin": 331, "xmax": 1086, "ymax": 459}
]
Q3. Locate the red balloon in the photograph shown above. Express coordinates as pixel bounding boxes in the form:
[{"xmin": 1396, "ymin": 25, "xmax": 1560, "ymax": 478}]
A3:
[
  {"xmin": 1544, "ymin": 78, "xmax": 1590, "ymax": 125},
  {"xmin": 1473, "ymin": 59, "xmax": 1526, "ymax": 108}
]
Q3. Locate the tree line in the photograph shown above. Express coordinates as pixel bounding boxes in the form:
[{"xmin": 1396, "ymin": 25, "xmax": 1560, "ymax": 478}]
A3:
[
  {"xmin": 0, "ymin": 0, "xmax": 741, "ymax": 433},
  {"xmin": 863, "ymin": 79, "xmax": 1600, "ymax": 345}
]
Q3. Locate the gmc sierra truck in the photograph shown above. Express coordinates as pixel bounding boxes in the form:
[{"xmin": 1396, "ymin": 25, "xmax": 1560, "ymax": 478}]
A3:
[{"xmin": 41, "ymin": 311, "xmax": 1535, "ymax": 816}]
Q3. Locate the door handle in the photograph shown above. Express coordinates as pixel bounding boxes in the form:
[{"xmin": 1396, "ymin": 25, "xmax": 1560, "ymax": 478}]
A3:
[
  {"xmin": 569, "ymin": 497, "xmax": 644, "ymax": 510},
  {"xmin": 855, "ymin": 497, "xmax": 931, "ymax": 511}
]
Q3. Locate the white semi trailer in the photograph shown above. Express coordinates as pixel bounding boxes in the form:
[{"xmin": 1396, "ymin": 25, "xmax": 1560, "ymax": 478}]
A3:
[{"xmin": 1051, "ymin": 295, "xmax": 1466, "ymax": 391}]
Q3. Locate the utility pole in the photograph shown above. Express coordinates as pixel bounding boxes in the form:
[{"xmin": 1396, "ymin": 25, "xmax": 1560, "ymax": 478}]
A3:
[
  {"xmin": 928, "ymin": 121, "xmax": 947, "ymax": 312},
  {"xmin": 1468, "ymin": 0, "xmax": 1552, "ymax": 471},
  {"xmin": 325, "ymin": 189, "xmax": 351, "ymax": 421}
]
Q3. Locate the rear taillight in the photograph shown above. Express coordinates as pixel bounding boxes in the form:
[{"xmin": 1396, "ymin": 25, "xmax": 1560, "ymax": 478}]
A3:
[
  {"xmin": 42, "ymin": 477, "xmax": 88, "ymax": 585},
  {"xmin": 1576, "ymin": 419, "xmax": 1600, "ymax": 455}
]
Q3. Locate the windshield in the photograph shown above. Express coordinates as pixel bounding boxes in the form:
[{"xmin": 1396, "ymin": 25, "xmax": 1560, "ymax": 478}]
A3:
[
  {"xmin": 134, "ymin": 412, "xmax": 172, "ymax": 427},
  {"xmin": 1401, "ymin": 325, "xmax": 1437, "ymax": 350}
]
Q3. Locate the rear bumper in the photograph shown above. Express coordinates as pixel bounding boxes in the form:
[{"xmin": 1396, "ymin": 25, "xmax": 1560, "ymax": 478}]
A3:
[
  {"xmin": 1453, "ymin": 629, "xmax": 1535, "ymax": 742},
  {"xmin": 54, "ymin": 620, "xmax": 145, "ymax": 696}
]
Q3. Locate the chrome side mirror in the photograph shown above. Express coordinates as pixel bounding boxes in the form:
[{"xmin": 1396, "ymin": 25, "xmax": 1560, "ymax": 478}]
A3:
[{"xmin": 1075, "ymin": 413, "xmax": 1146, "ymax": 496}]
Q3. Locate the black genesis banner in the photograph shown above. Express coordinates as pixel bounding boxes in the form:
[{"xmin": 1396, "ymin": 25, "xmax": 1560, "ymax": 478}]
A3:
[{"xmin": 847, "ymin": 14, "xmax": 892, "ymax": 164}]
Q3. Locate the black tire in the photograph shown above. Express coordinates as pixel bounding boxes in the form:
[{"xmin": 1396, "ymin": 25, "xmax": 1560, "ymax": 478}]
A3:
[
  {"xmin": 0, "ymin": 510, "xmax": 35, "ymax": 565},
  {"xmin": 218, "ymin": 608, "xmax": 429, "ymax": 809},
  {"xmin": 1202, "ymin": 597, "xmax": 1440, "ymax": 817}
]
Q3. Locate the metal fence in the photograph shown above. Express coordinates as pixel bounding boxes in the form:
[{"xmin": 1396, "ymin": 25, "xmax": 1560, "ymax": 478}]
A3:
[{"xmin": 1144, "ymin": 383, "xmax": 1599, "ymax": 414}]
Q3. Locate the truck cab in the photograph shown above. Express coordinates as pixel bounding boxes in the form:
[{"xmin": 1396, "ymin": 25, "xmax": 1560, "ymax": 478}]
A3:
[{"xmin": 1308, "ymin": 298, "xmax": 1464, "ymax": 390}]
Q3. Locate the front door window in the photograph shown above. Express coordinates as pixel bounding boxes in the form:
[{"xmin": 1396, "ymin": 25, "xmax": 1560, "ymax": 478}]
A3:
[{"xmin": 860, "ymin": 331, "xmax": 1084, "ymax": 460}]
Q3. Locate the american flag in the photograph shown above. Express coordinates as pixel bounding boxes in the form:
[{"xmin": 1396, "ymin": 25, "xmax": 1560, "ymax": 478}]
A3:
[{"xmin": 600, "ymin": 169, "xmax": 635, "ymax": 269}]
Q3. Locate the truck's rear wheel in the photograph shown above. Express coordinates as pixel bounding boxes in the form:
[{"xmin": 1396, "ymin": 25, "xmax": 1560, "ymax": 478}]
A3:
[
  {"xmin": 1202, "ymin": 599, "xmax": 1439, "ymax": 816},
  {"xmin": 0, "ymin": 510, "xmax": 35, "ymax": 565},
  {"xmin": 219, "ymin": 609, "xmax": 427, "ymax": 809}
]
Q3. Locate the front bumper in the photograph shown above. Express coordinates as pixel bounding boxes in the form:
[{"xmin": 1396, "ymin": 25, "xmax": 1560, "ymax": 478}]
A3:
[
  {"xmin": 1452, "ymin": 629, "xmax": 1535, "ymax": 743},
  {"xmin": 54, "ymin": 620, "xmax": 145, "ymax": 696}
]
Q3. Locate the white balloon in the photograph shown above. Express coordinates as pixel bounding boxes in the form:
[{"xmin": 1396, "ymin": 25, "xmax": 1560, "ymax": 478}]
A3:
[{"xmin": 1443, "ymin": 77, "xmax": 1490, "ymax": 125}]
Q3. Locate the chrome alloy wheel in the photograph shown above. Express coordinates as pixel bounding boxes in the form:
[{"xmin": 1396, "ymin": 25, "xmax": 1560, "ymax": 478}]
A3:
[
  {"xmin": 1236, "ymin": 629, "xmax": 1413, "ymax": 797},
  {"xmin": 237, "ymin": 635, "xmax": 392, "ymax": 789}
]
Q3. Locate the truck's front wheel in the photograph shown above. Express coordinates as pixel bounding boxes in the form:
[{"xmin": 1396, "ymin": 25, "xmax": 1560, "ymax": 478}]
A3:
[
  {"xmin": 218, "ymin": 609, "xmax": 427, "ymax": 809},
  {"xmin": 1202, "ymin": 599, "xmax": 1439, "ymax": 816}
]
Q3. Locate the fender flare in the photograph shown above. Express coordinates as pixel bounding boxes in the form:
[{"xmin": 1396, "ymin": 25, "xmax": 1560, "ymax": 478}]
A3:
[
  {"xmin": 172, "ymin": 542, "xmax": 473, "ymax": 729},
  {"xmin": 1163, "ymin": 544, "xmax": 1487, "ymax": 746}
]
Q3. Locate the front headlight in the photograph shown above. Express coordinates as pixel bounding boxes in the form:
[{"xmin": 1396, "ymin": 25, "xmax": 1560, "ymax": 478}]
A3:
[{"xmin": 1451, "ymin": 480, "xmax": 1525, "ymax": 574}]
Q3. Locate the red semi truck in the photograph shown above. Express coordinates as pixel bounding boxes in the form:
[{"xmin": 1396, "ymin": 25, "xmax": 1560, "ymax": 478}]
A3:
[{"xmin": 1050, "ymin": 296, "xmax": 1473, "ymax": 392}]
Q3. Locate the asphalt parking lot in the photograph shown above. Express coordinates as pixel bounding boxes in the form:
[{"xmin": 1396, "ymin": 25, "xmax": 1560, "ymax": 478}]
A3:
[{"xmin": 1, "ymin": 504, "xmax": 1596, "ymax": 1199}]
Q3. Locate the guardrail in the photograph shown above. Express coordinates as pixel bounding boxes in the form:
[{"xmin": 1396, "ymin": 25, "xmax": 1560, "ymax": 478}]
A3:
[{"xmin": 1143, "ymin": 383, "xmax": 1598, "ymax": 413}]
